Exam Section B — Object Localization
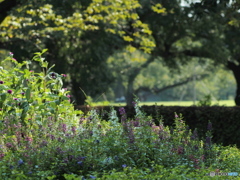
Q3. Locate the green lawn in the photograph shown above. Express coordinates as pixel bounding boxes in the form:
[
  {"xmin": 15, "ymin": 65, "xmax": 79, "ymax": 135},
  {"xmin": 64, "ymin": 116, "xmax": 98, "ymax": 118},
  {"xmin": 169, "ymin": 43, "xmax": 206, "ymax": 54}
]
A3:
[{"xmin": 94, "ymin": 100, "xmax": 236, "ymax": 106}]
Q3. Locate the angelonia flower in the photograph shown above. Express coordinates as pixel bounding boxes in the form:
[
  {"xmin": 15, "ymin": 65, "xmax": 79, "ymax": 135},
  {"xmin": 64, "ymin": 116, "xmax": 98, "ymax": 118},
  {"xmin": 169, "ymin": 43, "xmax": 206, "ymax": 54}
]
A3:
[{"xmin": 0, "ymin": 81, "xmax": 4, "ymax": 84}]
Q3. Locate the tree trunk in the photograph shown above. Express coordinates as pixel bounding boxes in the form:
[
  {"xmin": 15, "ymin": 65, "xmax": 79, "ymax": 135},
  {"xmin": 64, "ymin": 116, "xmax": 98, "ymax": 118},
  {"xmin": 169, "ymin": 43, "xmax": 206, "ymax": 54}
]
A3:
[
  {"xmin": 126, "ymin": 74, "xmax": 136, "ymax": 106},
  {"xmin": 71, "ymin": 78, "xmax": 86, "ymax": 105},
  {"xmin": 125, "ymin": 56, "xmax": 155, "ymax": 106},
  {"xmin": 227, "ymin": 61, "xmax": 240, "ymax": 106}
]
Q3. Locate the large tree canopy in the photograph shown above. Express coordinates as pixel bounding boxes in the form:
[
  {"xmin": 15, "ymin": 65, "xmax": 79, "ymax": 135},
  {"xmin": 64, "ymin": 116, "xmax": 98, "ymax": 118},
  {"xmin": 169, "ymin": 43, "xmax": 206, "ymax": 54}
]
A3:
[{"xmin": 0, "ymin": 0, "xmax": 155, "ymax": 105}]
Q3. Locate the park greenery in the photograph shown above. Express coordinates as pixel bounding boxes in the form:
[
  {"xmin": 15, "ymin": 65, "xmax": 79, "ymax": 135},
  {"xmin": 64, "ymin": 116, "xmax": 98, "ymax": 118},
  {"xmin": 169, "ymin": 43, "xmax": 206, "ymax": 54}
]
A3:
[
  {"xmin": 1, "ymin": 1, "xmax": 240, "ymax": 179},
  {"xmin": 0, "ymin": 0, "xmax": 240, "ymax": 106},
  {"xmin": 0, "ymin": 51, "xmax": 240, "ymax": 179}
]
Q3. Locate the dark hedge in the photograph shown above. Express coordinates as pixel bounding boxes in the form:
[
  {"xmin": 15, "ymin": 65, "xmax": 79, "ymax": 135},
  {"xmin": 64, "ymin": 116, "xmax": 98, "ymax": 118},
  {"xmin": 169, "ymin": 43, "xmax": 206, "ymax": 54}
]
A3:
[{"xmin": 75, "ymin": 105, "xmax": 240, "ymax": 148}]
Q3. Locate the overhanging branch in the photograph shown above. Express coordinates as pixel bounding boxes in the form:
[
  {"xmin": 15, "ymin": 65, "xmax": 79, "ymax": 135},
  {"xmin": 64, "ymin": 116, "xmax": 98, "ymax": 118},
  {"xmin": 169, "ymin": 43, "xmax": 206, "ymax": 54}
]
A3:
[{"xmin": 135, "ymin": 73, "xmax": 208, "ymax": 96}]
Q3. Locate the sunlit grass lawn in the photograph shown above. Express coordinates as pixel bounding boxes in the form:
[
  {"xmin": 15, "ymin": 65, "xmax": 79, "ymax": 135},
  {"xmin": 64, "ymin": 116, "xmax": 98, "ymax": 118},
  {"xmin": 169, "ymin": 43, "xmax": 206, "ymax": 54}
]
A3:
[{"xmin": 94, "ymin": 100, "xmax": 236, "ymax": 106}]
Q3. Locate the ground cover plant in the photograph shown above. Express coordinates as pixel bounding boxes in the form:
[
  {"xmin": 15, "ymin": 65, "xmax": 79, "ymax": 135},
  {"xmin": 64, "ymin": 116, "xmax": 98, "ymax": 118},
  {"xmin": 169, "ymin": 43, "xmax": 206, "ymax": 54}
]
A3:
[{"xmin": 0, "ymin": 51, "xmax": 240, "ymax": 180}]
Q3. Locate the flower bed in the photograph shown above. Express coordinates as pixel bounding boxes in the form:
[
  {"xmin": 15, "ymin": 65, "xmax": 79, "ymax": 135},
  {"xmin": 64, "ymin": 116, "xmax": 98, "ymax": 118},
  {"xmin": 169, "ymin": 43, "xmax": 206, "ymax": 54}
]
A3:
[{"xmin": 0, "ymin": 51, "xmax": 239, "ymax": 179}]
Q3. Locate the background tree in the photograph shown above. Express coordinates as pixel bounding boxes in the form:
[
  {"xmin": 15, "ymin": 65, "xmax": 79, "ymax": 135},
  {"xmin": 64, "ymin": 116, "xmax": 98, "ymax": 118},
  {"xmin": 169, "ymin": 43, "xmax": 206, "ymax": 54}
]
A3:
[
  {"xmin": 0, "ymin": 0, "xmax": 154, "ymax": 105},
  {"xmin": 187, "ymin": 0, "xmax": 240, "ymax": 105}
]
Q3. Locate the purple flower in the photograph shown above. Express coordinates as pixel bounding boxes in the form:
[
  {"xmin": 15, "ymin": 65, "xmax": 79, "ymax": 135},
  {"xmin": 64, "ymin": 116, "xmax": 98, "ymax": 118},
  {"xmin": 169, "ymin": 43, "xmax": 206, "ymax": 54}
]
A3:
[
  {"xmin": 13, "ymin": 98, "xmax": 18, "ymax": 101},
  {"xmin": 71, "ymin": 126, "xmax": 76, "ymax": 133},
  {"xmin": 18, "ymin": 159, "xmax": 24, "ymax": 165},
  {"xmin": 49, "ymin": 134, "xmax": 55, "ymax": 140},
  {"xmin": 89, "ymin": 175, "xmax": 96, "ymax": 179},
  {"xmin": 21, "ymin": 92, "xmax": 25, "ymax": 95},
  {"xmin": 7, "ymin": 90, "xmax": 13, "ymax": 94},
  {"xmin": 0, "ymin": 153, "xmax": 4, "ymax": 159},
  {"xmin": 25, "ymin": 136, "xmax": 33, "ymax": 142},
  {"xmin": 9, "ymin": 52, "xmax": 13, "ymax": 56},
  {"xmin": 77, "ymin": 161, "xmax": 83, "ymax": 165},
  {"xmin": 58, "ymin": 137, "xmax": 65, "ymax": 143},
  {"xmin": 61, "ymin": 74, "xmax": 67, "ymax": 77},
  {"xmin": 0, "ymin": 81, "xmax": 3, "ymax": 84},
  {"xmin": 206, "ymin": 136, "xmax": 211, "ymax": 146},
  {"xmin": 51, "ymin": 72, "xmax": 56, "ymax": 79},
  {"xmin": 6, "ymin": 143, "xmax": 13, "ymax": 149},
  {"xmin": 119, "ymin": 107, "xmax": 126, "ymax": 115},
  {"xmin": 62, "ymin": 123, "xmax": 67, "ymax": 133},
  {"xmin": 133, "ymin": 121, "xmax": 140, "ymax": 127},
  {"xmin": 122, "ymin": 164, "xmax": 127, "ymax": 168},
  {"xmin": 119, "ymin": 107, "xmax": 127, "ymax": 123}
]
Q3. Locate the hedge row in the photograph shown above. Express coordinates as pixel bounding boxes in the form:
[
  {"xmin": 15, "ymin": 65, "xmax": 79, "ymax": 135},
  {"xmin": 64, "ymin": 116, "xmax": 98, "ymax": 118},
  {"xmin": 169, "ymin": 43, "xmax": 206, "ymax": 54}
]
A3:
[{"xmin": 75, "ymin": 105, "xmax": 240, "ymax": 148}]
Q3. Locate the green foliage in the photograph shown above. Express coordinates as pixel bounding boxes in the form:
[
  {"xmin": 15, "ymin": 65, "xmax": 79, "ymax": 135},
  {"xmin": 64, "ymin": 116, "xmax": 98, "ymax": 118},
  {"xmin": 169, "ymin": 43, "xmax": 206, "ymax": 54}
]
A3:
[
  {"xmin": 197, "ymin": 94, "xmax": 212, "ymax": 106},
  {"xmin": 0, "ymin": 57, "xmax": 239, "ymax": 179}
]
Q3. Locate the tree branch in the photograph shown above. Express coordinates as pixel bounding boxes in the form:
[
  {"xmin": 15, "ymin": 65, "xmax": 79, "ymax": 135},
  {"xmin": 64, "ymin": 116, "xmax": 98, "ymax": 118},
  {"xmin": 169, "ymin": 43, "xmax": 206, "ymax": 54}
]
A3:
[{"xmin": 135, "ymin": 73, "xmax": 209, "ymax": 95}]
